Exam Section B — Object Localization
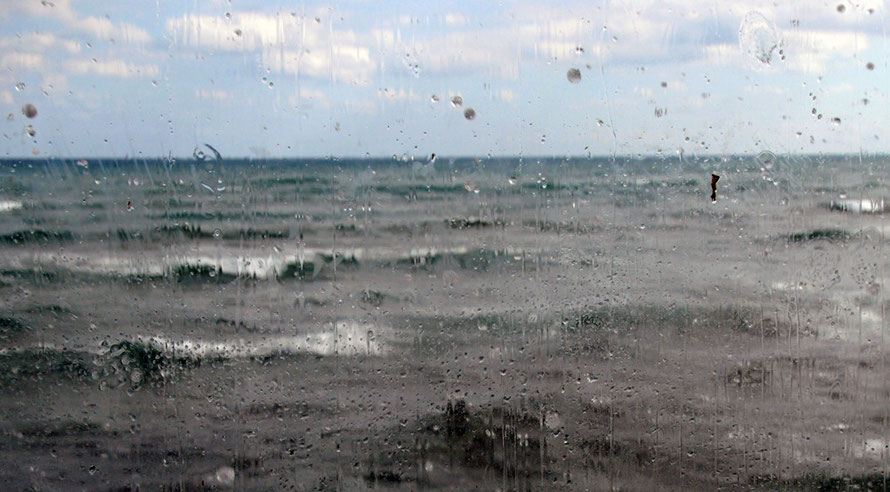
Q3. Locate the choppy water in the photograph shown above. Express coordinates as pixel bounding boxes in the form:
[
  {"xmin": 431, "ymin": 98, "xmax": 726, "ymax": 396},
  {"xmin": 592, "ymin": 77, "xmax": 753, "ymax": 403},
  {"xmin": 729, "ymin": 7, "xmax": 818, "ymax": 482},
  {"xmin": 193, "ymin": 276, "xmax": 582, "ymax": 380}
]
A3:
[{"xmin": 2, "ymin": 155, "xmax": 890, "ymax": 490}]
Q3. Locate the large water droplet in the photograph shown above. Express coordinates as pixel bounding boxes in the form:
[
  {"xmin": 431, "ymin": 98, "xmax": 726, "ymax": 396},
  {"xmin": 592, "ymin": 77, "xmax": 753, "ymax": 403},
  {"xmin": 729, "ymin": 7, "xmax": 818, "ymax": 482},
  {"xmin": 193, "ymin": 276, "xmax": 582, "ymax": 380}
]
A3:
[
  {"xmin": 756, "ymin": 150, "xmax": 777, "ymax": 170},
  {"xmin": 130, "ymin": 368, "xmax": 143, "ymax": 384},
  {"xmin": 215, "ymin": 466, "xmax": 235, "ymax": 485},
  {"xmin": 21, "ymin": 104, "xmax": 37, "ymax": 118},
  {"xmin": 24, "ymin": 125, "xmax": 36, "ymax": 137},
  {"xmin": 463, "ymin": 108, "xmax": 476, "ymax": 120},
  {"xmin": 14, "ymin": 82, "xmax": 25, "ymax": 91},
  {"xmin": 450, "ymin": 95, "xmax": 463, "ymax": 107},
  {"xmin": 567, "ymin": 68, "xmax": 582, "ymax": 83},
  {"xmin": 739, "ymin": 11, "xmax": 780, "ymax": 68}
]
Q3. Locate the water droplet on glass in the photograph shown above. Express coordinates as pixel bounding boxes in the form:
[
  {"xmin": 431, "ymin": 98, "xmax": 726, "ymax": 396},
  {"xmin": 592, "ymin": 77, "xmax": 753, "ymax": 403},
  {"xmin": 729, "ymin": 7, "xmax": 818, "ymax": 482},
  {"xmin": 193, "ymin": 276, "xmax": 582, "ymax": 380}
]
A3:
[
  {"xmin": 430, "ymin": 94, "xmax": 439, "ymax": 103},
  {"xmin": 450, "ymin": 95, "xmax": 463, "ymax": 107},
  {"xmin": 215, "ymin": 466, "xmax": 235, "ymax": 485},
  {"xmin": 76, "ymin": 159, "xmax": 89, "ymax": 168},
  {"xmin": 837, "ymin": 4, "xmax": 846, "ymax": 13},
  {"xmin": 21, "ymin": 104, "xmax": 37, "ymax": 118},
  {"xmin": 225, "ymin": 12, "xmax": 231, "ymax": 19},
  {"xmin": 151, "ymin": 80, "xmax": 159, "ymax": 87},
  {"xmin": 6, "ymin": 113, "xmax": 13, "ymax": 121},
  {"xmin": 508, "ymin": 176, "xmax": 518, "ymax": 185},
  {"xmin": 463, "ymin": 108, "xmax": 476, "ymax": 120},
  {"xmin": 213, "ymin": 228, "xmax": 222, "ymax": 239},
  {"xmin": 567, "ymin": 68, "xmax": 582, "ymax": 83},
  {"xmin": 756, "ymin": 150, "xmax": 777, "ymax": 170},
  {"xmin": 234, "ymin": 28, "xmax": 242, "ymax": 36},
  {"xmin": 660, "ymin": 81, "xmax": 667, "ymax": 88},
  {"xmin": 831, "ymin": 117, "xmax": 841, "ymax": 125},
  {"xmin": 24, "ymin": 125, "xmax": 35, "ymax": 137},
  {"xmin": 130, "ymin": 368, "xmax": 143, "ymax": 384},
  {"xmin": 574, "ymin": 46, "xmax": 584, "ymax": 54},
  {"xmin": 866, "ymin": 62, "xmax": 874, "ymax": 70},
  {"xmin": 739, "ymin": 11, "xmax": 780, "ymax": 68},
  {"xmin": 315, "ymin": 16, "xmax": 321, "ymax": 23},
  {"xmin": 14, "ymin": 82, "xmax": 25, "ymax": 91}
]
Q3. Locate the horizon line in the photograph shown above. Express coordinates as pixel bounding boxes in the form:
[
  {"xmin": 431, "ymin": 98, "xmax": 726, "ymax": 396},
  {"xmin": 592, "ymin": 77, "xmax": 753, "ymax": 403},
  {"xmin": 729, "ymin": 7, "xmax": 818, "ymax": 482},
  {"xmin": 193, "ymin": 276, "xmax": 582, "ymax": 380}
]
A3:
[{"xmin": 0, "ymin": 152, "xmax": 887, "ymax": 162}]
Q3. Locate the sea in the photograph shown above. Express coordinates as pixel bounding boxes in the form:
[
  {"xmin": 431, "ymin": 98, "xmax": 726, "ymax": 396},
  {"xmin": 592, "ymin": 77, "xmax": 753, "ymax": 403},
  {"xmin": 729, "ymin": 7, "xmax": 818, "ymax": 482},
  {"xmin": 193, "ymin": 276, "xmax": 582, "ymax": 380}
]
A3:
[{"xmin": 1, "ymin": 154, "xmax": 889, "ymax": 490}]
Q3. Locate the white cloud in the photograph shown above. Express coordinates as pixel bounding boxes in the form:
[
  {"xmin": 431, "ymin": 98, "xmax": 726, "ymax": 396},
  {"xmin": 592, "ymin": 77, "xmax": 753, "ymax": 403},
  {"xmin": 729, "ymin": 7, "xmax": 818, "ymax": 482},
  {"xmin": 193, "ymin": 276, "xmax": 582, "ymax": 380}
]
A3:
[
  {"xmin": 0, "ymin": 52, "xmax": 45, "ymax": 71},
  {"xmin": 634, "ymin": 87, "xmax": 656, "ymax": 98},
  {"xmin": 497, "ymin": 88, "xmax": 517, "ymax": 102},
  {"xmin": 41, "ymin": 73, "xmax": 68, "ymax": 93},
  {"xmin": 444, "ymin": 13, "xmax": 467, "ymax": 26},
  {"xmin": 75, "ymin": 17, "xmax": 151, "ymax": 44},
  {"xmin": 196, "ymin": 89, "xmax": 229, "ymax": 100},
  {"xmin": 343, "ymin": 99, "xmax": 376, "ymax": 115},
  {"xmin": 167, "ymin": 12, "xmax": 375, "ymax": 85},
  {"xmin": 65, "ymin": 59, "xmax": 159, "ymax": 78},
  {"xmin": 0, "ymin": 33, "xmax": 80, "ymax": 54},
  {"xmin": 782, "ymin": 29, "xmax": 867, "ymax": 75},
  {"xmin": 289, "ymin": 88, "xmax": 331, "ymax": 110},
  {"xmin": 3, "ymin": 0, "xmax": 150, "ymax": 44},
  {"xmin": 377, "ymin": 88, "xmax": 418, "ymax": 101},
  {"xmin": 702, "ymin": 43, "xmax": 748, "ymax": 68}
]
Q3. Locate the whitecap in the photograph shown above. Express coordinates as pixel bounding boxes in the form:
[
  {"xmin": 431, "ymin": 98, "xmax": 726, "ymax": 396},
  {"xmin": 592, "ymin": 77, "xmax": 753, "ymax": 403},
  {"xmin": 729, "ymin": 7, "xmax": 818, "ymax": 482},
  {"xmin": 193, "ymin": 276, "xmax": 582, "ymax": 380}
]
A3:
[
  {"xmin": 0, "ymin": 200, "xmax": 23, "ymax": 212},
  {"xmin": 147, "ymin": 320, "xmax": 387, "ymax": 358},
  {"xmin": 829, "ymin": 198, "xmax": 886, "ymax": 214}
]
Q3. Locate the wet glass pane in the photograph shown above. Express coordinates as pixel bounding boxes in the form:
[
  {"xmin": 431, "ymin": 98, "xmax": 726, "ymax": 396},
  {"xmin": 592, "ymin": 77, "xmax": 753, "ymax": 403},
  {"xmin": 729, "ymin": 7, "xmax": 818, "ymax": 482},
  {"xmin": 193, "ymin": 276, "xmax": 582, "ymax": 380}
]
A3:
[{"xmin": 1, "ymin": 1, "xmax": 888, "ymax": 489}]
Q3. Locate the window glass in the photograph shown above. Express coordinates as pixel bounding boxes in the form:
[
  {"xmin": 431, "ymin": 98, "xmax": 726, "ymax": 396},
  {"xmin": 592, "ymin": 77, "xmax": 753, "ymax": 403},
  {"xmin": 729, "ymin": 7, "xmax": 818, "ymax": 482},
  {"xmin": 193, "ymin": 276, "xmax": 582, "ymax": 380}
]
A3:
[{"xmin": 1, "ymin": 1, "xmax": 887, "ymax": 489}]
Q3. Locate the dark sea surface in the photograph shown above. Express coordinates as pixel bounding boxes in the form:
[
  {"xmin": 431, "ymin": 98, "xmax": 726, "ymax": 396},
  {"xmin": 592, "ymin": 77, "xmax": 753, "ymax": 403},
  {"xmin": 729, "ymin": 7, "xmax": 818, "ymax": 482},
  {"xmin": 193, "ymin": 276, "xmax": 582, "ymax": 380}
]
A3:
[{"xmin": 2, "ymin": 155, "xmax": 890, "ymax": 490}]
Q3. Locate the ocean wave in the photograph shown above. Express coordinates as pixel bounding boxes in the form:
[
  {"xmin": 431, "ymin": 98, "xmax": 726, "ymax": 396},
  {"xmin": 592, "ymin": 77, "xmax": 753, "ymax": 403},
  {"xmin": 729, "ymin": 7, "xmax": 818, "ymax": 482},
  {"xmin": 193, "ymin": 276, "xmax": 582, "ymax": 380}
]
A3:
[
  {"xmin": 0, "ymin": 321, "xmax": 387, "ymax": 387},
  {"xmin": 827, "ymin": 198, "xmax": 887, "ymax": 214},
  {"xmin": 15, "ymin": 246, "xmax": 539, "ymax": 282},
  {"xmin": 147, "ymin": 320, "xmax": 385, "ymax": 357}
]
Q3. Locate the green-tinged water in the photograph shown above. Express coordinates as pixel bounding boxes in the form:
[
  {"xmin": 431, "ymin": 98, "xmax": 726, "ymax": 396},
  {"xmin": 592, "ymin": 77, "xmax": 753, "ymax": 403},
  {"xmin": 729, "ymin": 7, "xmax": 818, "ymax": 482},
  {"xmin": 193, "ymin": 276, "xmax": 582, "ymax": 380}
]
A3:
[{"xmin": 1, "ymin": 155, "xmax": 889, "ymax": 490}]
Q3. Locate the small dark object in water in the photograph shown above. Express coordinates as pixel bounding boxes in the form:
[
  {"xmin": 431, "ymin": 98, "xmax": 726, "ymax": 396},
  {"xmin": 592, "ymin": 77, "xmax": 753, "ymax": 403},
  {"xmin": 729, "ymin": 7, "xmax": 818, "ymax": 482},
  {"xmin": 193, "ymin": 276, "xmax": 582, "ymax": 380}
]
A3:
[{"xmin": 710, "ymin": 173, "xmax": 720, "ymax": 202}]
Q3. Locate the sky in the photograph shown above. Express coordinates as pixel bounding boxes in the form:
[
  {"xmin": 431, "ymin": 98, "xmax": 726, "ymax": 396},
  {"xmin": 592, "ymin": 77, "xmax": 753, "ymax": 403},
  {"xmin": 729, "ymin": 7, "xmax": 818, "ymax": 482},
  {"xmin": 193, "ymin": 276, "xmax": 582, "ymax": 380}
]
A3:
[{"xmin": 0, "ymin": 0, "xmax": 887, "ymax": 158}]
